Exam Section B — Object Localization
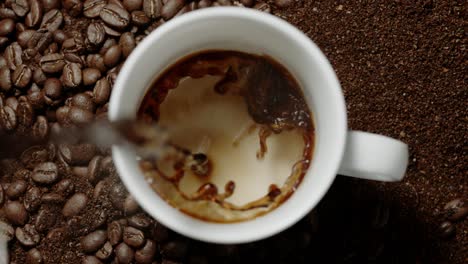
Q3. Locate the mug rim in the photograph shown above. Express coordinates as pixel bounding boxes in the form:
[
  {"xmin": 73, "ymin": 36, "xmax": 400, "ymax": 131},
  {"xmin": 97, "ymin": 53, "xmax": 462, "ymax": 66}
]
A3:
[{"xmin": 109, "ymin": 7, "xmax": 347, "ymax": 244}]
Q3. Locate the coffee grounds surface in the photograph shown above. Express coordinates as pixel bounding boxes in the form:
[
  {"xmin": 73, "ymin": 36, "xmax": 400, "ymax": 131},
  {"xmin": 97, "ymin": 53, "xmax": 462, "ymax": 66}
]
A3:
[{"xmin": 0, "ymin": 0, "xmax": 466, "ymax": 264}]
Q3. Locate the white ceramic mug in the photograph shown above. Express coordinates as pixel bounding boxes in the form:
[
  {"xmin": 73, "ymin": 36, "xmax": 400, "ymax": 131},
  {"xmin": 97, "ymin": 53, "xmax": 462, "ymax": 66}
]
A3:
[{"xmin": 109, "ymin": 7, "xmax": 409, "ymax": 244}]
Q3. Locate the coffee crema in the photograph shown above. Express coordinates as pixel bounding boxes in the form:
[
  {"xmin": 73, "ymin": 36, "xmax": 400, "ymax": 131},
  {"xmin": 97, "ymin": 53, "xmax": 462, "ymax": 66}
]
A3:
[{"xmin": 138, "ymin": 50, "xmax": 315, "ymax": 222}]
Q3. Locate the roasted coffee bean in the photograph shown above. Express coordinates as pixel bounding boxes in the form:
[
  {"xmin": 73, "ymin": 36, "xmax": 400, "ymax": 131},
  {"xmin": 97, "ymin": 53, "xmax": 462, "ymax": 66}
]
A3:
[
  {"xmin": 32, "ymin": 68, "xmax": 46, "ymax": 85},
  {"xmin": 161, "ymin": 0, "xmax": 184, "ymax": 20},
  {"xmin": 444, "ymin": 198, "xmax": 468, "ymax": 222},
  {"xmin": 128, "ymin": 215, "xmax": 151, "ymax": 230},
  {"xmin": 52, "ymin": 29, "xmax": 65, "ymax": 42},
  {"xmin": 116, "ymin": 242, "xmax": 135, "ymax": 264},
  {"xmin": 83, "ymin": 256, "xmax": 104, "ymax": 264},
  {"xmin": 0, "ymin": 106, "xmax": 17, "ymax": 131},
  {"xmin": 45, "ymin": 42, "xmax": 59, "ymax": 55},
  {"xmin": 0, "ymin": 67, "xmax": 12, "ymax": 91},
  {"xmin": 108, "ymin": 0, "xmax": 125, "ymax": 8},
  {"xmin": 101, "ymin": 23, "xmax": 121, "ymax": 37},
  {"xmin": 439, "ymin": 221, "xmax": 455, "ymax": 238},
  {"xmin": 93, "ymin": 78, "xmax": 111, "ymax": 105},
  {"xmin": 20, "ymin": 146, "xmax": 50, "ymax": 170},
  {"xmin": 81, "ymin": 230, "xmax": 108, "ymax": 253},
  {"xmin": 108, "ymin": 221, "xmax": 123, "ymax": 245},
  {"xmin": 254, "ymin": 2, "xmax": 271, "ymax": 13},
  {"xmin": 0, "ymin": 18, "xmax": 15, "ymax": 36},
  {"xmin": 0, "ymin": 220, "xmax": 15, "ymax": 241},
  {"xmin": 44, "ymin": 78, "xmax": 62, "ymax": 100},
  {"xmin": 110, "ymin": 183, "xmax": 126, "ymax": 210},
  {"xmin": 5, "ymin": 42, "xmax": 23, "ymax": 70},
  {"xmin": 39, "ymin": 53, "xmax": 65, "ymax": 73},
  {"xmin": 124, "ymin": 196, "xmax": 140, "ymax": 215},
  {"xmin": 161, "ymin": 240, "xmax": 188, "ymax": 260},
  {"xmin": 32, "ymin": 161, "xmax": 59, "ymax": 184},
  {"xmin": 84, "ymin": 0, "xmax": 107, "ymax": 18},
  {"xmin": 27, "ymin": 89, "xmax": 45, "ymax": 109},
  {"xmin": 55, "ymin": 178, "xmax": 75, "ymax": 197},
  {"xmin": 92, "ymin": 180, "xmax": 106, "ymax": 199},
  {"xmin": 152, "ymin": 223, "xmax": 169, "ymax": 242},
  {"xmin": 17, "ymin": 30, "xmax": 35, "ymax": 48},
  {"xmin": 119, "ymin": 32, "xmax": 135, "ymax": 58},
  {"xmin": 26, "ymin": 248, "xmax": 43, "ymax": 264},
  {"xmin": 72, "ymin": 166, "xmax": 88, "ymax": 178},
  {"xmin": 100, "ymin": 4, "xmax": 130, "ymax": 29},
  {"xmin": 131, "ymin": 10, "xmax": 150, "ymax": 26},
  {"xmin": 64, "ymin": 52, "xmax": 85, "ymax": 66},
  {"xmin": 274, "ymin": 0, "xmax": 292, "ymax": 8},
  {"xmin": 87, "ymin": 54, "xmax": 107, "ymax": 73},
  {"xmin": 86, "ymin": 22, "xmax": 106, "ymax": 46},
  {"xmin": 217, "ymin": 0, "xmax": 232, "ymax": 6},
  {"xmin": 16, "ymin": 224, "xmax": 40, "ymax": 246},
  {"xmin": 240, "ymin": 0, "xmax": 254, "ymax": 7},
  {"xmin": 96, "ymin": 241, "xmax": 113, "ymax": 260},
  {"xmin": 22, "ymin": 48, "xmax": 38, "ymax": 62},
  {"xmin": 24, "ymin": 186, "xmax": 42, "ymax": 212},
  {"xmin": 83, "ymin": 67, "xmax": 102, "ymax": 86},
  {"xmin": 87, "ymin": 155, "xmax": 104, "ymax": 183},
  {"xmin": 20, "ymin": 145, "xmax": 49, "ymax": 168},
  {"xmin": 135, "ymin": 239, "xmax": 157, "ymax": 264},
  {"xmin": 14, "ymin": 167, "xmax": 32, "ymax": 180},
  {"xmin": 41, "ymin": 192, "xmax": 64, "ymax": 203},
  {"xmin": 42, "ymin": 0, "xmax": 61, "ymax": 12},
  {"xmin": 197, "ymin": 0, "xmax": 212, "ymax": 8},
  {"xmin": 35, "ymin": 208, "xmax": 57, "ymax": 232},
  {"xmin": 12, "ymin": 64, "xmax": 32, "ymax": 88},
  {"xmin": 56, "ymin": 106, "xmax": 70, "ymax": 125},
  {"xmin": 71, "ymin": 92, "xmax": 95, "ymax": 111},
  {"xmin": 62, "ymin": 36, "xmax": 85, "ymax": 53},
  {"xmin": 16, "ymin": 21, "xmax": 27, "ymax": 32},
  {"xmin": 103, "ymin": 44, "xmax": 122, "ymax": 67},
  {"xmin": 29, "ymin": 91, "xmax": 46, "ymax": 111},
  {"xmin": 0, "ymin": 8, "xmax": 17, "ymax": 20},
  {"xmin": 63, "ymin": 192, "xmax": 88, "ymax": 217},
  {"xmin": 123, "ymin": 0, "xmax": 143, "ymax": 11},
  {"xmin": 62, "ymin": 62, "xmax": 82, "ymax": 88},
  {"xmin": 59, "ymin": 143, "xmax": 97, "ymax": 165},
  {"xmin": 25, "ymin": 0, "xmax": 42, "ymax": 28},
  {"xmin": 63, "ymin": 0, "xmax": 83, "ymax": 17},
  {"xmin": 100, "ymin": 38, "xmax": 117, "ymax": 55},
  {"xmin": 32, "ymin": 115, "xmax": 49, "ymax": 140},
  {"xmin": 143, "ymin": 0, "xmax": 162, "ymax": 19},
  {"xmin": 5, "ymin": 200, "xmax": 29, "ymax": 225},
  {"xmin": 101, "ymin": 156, "xmax": 114, "ymax": 173},
  {"xmin": 6, "ymin": 180, "xmax": 27, "ymax": 199},
  {"xmin": 28, "ymin": 30, "xmax": 53, "ymax": 52},
  {"xmin": 12, "ymin": 0, "xmax": 30, "ymax": 17},
  {"xmin": 17, "ymin": 99, "xmax": 34, "ymax": 127},
  {"xmin": 45, "ymin": 226, "xmax": 66, "ymax": 240},
  {"xmin": 123, "ymin": 226, "xmax": 145, "ymax": 248}
]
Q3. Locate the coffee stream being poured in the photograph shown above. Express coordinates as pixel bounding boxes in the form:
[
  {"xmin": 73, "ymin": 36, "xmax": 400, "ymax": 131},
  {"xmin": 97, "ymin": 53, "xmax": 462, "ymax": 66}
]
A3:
[{"xmin": 138, "ymin": 51, "xmax": 315, "ymax": 222}]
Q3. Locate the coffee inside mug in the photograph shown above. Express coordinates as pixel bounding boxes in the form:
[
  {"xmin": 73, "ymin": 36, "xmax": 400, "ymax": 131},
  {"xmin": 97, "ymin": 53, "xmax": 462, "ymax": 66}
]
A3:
[{"xmin": 137, "ymin": 50, "xmax": 315, "ymax": 222}]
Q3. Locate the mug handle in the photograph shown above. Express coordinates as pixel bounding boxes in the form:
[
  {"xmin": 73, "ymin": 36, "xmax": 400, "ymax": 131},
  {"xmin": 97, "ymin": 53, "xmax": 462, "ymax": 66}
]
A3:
[{"xmin": 338, "ymin": 131, "xmax": 409, "ymax": 182}]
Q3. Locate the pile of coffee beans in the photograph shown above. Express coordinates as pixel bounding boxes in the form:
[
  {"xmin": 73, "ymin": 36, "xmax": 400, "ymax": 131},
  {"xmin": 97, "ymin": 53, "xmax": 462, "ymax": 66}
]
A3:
[{"xmin": 0, "ymin": 1, "xmax": 300, "ymax": 263}]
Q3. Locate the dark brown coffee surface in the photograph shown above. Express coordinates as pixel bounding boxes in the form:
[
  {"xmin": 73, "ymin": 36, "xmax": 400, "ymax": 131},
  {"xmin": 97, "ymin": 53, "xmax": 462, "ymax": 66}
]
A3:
[{"xmin": 0, "ymin": 0, "xmax": 466, "ymax": 263}]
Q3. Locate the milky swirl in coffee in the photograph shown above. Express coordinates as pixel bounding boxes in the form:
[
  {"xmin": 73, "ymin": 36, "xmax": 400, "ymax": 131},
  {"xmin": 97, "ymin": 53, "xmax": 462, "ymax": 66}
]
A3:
[{"xmin": 138, "ymin": 51, "xmax": 314, "ymax": 222}]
